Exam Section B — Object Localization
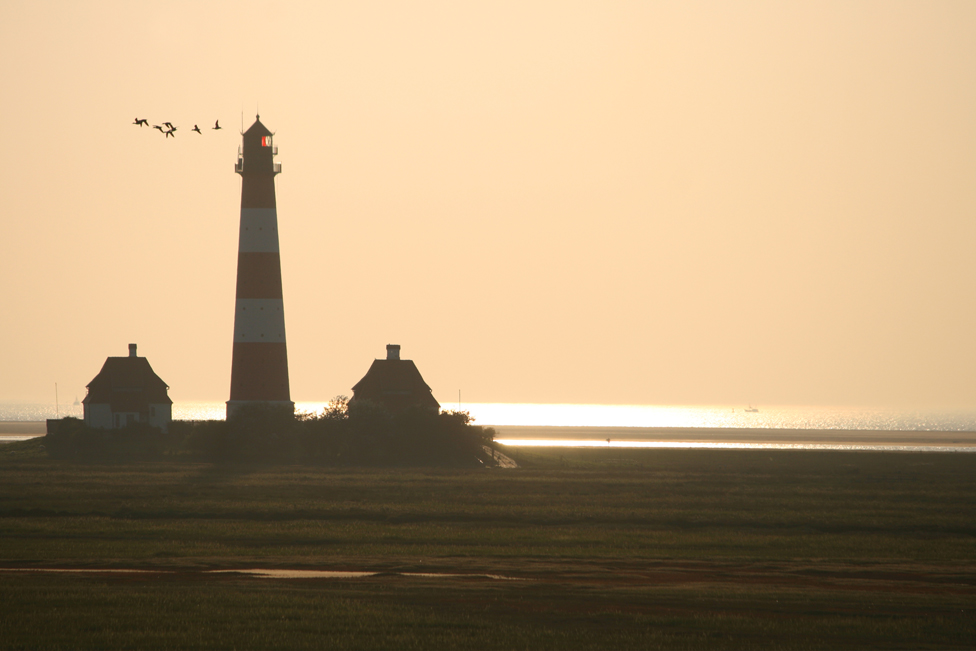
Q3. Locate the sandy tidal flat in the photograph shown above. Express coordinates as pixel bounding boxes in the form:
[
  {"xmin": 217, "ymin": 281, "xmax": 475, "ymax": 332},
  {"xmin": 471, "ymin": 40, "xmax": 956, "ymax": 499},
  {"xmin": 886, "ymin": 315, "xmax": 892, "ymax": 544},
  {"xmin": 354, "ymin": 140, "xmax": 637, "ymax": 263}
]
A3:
[
  {"xmin": 495, "ymin": 425, "xmax": 976, "ymax": 447},
  {"xmin": 0, "ymin": 422, "xmax": 46, "ymax": 438}
]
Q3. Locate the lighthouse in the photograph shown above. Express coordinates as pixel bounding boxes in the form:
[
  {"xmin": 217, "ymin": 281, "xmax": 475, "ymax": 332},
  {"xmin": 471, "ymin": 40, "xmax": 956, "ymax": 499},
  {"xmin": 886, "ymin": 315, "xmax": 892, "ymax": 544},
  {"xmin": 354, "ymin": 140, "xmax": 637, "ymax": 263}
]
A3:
[{"xmin": 226, "ymin": 116, "xmax": 293, "ymax": 418}]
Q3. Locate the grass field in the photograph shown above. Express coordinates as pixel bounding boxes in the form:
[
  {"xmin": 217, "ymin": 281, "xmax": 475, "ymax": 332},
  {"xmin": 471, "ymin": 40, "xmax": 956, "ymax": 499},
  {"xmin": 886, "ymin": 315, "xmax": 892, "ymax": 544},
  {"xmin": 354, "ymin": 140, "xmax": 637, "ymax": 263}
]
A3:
[{"xmin": 1, "ymin": 437, "xmax": 974, "ymax": 649}]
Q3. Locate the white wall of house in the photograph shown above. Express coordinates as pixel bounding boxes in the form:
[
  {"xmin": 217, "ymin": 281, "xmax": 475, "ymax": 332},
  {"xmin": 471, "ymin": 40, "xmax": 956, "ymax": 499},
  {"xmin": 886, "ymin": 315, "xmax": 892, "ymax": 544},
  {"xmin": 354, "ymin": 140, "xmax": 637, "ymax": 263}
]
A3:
[
  {"xmin": 85, "ymin": 403, "xmax": 113, "ymax": 429},
  {"xmin": 85, "ymin": 404, "xmax": 171, "ymax": 431},
  {"xmin": 113, "ymin": 412, "xmax": 139, "ymax": 429},
  {"xmin": 148, "ymin": 403, "xmax": 172, "ymax": 432}
]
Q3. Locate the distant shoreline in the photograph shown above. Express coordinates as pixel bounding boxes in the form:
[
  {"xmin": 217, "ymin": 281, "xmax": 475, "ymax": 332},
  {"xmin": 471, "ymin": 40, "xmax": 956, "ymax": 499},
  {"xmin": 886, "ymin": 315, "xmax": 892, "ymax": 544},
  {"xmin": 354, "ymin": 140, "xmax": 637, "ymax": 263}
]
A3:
[
  {"xmin": 495, "ymin": 425, "xmax": 976, "ymax": 447},
  {"xmin": 4, "ymin": 420, "xmax": 976, "ymax": 448}
]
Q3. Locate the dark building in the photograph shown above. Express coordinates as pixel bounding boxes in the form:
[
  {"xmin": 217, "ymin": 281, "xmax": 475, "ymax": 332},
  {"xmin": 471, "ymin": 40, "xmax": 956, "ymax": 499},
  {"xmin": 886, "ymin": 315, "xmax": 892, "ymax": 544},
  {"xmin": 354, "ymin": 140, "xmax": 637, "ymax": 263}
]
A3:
[
  {"xmin": 227, "ymin": 115, "xmax": 292, "ymax": 418},
  {"xmin": 82, "ymin": 344, "xmax": 172, "ymax": 431},
  {"xmin": 350, "ymin": 345, "xmax": 440, "ymax": 413}
]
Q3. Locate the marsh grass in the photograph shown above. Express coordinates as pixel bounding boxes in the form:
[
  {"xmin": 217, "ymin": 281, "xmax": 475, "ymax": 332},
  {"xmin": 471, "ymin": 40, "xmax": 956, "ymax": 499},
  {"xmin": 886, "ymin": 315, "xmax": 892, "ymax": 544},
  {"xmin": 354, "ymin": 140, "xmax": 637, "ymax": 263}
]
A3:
[
  {"xmin": 0, "ymin": 571, "xmax": 971, "ymax": 650},
  {"xmin": 1, "ymin": 438, "xmax": 974, "ymax": 648}
]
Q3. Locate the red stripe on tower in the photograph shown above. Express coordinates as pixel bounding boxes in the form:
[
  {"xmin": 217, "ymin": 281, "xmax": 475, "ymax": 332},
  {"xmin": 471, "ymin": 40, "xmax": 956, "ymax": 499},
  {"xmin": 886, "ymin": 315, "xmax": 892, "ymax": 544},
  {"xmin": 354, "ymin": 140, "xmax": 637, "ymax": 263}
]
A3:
[{"xmin": 227, "ymin": 116, "xmax": 293, "ymax": 418}]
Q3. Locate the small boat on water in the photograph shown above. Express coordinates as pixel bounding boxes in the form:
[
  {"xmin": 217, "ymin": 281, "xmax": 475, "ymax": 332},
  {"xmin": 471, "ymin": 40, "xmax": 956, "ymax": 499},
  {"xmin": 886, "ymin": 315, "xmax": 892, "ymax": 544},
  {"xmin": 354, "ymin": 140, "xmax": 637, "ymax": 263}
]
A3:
[{"xmin": 744, "ymin": 405, "xmax": 759, "ymax": 413}]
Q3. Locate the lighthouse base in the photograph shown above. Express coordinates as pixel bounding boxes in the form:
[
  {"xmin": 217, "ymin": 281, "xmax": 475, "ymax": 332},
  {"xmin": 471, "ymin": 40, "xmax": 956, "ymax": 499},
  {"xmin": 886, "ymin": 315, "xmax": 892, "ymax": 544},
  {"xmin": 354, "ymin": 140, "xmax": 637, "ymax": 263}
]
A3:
[{"xmin": 226, "ymin": 400, "xmax": 296, "ymax": 420}]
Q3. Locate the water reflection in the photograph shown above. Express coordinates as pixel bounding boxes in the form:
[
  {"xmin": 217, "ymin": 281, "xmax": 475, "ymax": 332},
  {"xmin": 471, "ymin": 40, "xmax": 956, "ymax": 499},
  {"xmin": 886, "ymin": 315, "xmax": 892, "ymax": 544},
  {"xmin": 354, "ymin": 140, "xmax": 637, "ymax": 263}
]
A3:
[
  {"xmin": 161, "ymin": 402, "xmax": 976, "ymax": 431},
  {"xmin": 468, "ymin": 404, "xmax": 976, "ymax": 431},
  {"xmin": 212, "ymin": 569, "xmax": 525, "ymax": 580},
  {"xmin": 6, "ymin": 402, "xmax": 975, "ymax": 433},
  {"xmin": 0, "ymin": 568, "xmax": 524, "ymax": 580}
]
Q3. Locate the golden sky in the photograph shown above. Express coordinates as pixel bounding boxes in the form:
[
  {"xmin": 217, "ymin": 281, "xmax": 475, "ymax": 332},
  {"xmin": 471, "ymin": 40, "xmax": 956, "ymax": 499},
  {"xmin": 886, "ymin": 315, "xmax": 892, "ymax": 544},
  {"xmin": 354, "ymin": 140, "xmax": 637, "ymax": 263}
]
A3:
[{"xmin": 1, "ymin": 1, "xmax": 974, "ymax": 407}]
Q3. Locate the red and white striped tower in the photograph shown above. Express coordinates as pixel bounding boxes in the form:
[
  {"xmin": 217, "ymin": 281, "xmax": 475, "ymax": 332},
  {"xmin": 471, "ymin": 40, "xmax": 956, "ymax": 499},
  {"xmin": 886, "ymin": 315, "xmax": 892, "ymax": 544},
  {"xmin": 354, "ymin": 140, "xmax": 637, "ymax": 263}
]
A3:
[{"xmin": 226, "ymin": 115, "xmax": 293, "ymax": 418}]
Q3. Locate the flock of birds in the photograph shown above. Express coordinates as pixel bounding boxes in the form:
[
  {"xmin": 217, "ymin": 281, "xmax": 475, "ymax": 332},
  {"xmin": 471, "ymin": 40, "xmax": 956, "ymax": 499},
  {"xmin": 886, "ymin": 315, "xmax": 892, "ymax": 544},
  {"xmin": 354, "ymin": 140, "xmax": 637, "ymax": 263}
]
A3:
[{"xmin": 132, "ymin": 118, "xmax": 221, "ymax": 138}]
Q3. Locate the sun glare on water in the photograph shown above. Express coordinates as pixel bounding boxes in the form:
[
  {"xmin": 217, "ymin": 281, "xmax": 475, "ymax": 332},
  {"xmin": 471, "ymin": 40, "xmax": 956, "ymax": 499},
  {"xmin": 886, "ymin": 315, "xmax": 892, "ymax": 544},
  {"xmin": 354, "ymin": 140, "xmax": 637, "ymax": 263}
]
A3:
[
  {"xmin": 458, "ymin": 403, "xmax": 739, "ymax": 428},
  {"xmin": 158, "ymin": 402, "xmax": 976, "ymax": 432}
]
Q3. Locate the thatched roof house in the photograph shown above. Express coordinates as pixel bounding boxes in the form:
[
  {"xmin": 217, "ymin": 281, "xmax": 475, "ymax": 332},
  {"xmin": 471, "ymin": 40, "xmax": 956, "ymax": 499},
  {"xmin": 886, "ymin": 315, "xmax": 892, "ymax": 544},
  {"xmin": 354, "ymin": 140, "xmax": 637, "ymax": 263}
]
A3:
[
  {"xmin": 350, "ymin": 345, "xmax": 440, "ymax": 413},
  {"xmin": 82, "ymin": 344, "xmax": 172, "ymax": 431}
]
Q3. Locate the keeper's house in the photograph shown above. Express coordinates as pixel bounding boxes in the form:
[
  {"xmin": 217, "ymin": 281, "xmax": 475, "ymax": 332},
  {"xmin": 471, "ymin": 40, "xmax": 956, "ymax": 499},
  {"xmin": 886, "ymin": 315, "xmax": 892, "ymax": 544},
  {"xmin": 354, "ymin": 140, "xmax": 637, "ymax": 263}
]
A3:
[
  {"xmin": 82, "ymin": 344, "xmax": 173, "ymax": 431},
  {"xmin": 349, "ymin": 344, "xmax": 440, "ymax": 413}
]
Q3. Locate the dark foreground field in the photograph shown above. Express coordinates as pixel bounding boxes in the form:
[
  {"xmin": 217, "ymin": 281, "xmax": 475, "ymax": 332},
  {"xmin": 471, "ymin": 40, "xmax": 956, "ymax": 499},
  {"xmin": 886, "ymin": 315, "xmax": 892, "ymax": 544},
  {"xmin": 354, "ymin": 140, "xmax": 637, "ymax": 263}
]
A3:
[{"xmin": 0, "ymin": 439, "xmax": 973, "ymax": 649}]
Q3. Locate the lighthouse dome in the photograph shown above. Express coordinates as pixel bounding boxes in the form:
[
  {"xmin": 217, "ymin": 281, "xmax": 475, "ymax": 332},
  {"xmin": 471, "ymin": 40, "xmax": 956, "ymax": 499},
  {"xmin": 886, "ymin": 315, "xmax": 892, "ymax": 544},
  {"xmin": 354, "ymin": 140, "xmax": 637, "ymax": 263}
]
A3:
[{"xmin": 239, "ymin": 117, "xmax": 276, "ymax": 174}]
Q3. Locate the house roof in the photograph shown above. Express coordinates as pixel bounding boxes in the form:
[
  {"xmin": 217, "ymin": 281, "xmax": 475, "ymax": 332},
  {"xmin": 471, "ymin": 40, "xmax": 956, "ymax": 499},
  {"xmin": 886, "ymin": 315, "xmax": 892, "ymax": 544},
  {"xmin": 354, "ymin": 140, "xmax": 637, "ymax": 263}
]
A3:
[
  {"xmin": 350, "ymin": 359, "xmax": 440, "ymax": 412},
  {"xmin": 83, "ymin": 356, "xmax": 172, "ymax": 412}
]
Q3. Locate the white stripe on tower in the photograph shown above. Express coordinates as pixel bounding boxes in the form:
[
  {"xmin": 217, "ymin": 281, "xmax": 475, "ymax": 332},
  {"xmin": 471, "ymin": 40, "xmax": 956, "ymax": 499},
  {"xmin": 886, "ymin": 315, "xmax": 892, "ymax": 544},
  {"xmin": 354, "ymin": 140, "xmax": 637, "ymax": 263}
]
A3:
[
  {"xmin": 238, "ymin": 209, "xmax": 280, "ymax": 252},
  {"xmin": 234, "ymin": 299, "xmax": 286, "ymax": 342}
]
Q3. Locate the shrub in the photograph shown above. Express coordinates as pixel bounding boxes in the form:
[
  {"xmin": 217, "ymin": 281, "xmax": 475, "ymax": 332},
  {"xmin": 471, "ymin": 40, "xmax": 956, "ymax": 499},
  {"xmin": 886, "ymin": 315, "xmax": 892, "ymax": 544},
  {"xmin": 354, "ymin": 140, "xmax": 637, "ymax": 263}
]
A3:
[
  {"xmin": 45, "ymin": 417, "xmax": 179, "ymax": 461},
  {"xmin": 50, "ymin": 398, "xmax": 498, "ymax": 467}
]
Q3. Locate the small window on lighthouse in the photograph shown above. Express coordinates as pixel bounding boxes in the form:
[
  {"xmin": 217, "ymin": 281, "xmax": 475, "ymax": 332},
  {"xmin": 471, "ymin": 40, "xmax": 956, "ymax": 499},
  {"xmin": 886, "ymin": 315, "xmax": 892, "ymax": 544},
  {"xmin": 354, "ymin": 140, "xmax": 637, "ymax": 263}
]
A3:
[{"xmin": 261, "ymin": 136, "xmax": 272, "ymax": 147}]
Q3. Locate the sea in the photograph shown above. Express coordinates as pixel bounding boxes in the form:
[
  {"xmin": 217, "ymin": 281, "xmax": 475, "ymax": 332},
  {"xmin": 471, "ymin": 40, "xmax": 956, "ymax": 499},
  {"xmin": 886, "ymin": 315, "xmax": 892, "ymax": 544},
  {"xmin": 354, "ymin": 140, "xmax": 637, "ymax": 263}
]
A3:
[{"xmin": 4, "ymin": 401, "xmax": 976, "ymax": 431}]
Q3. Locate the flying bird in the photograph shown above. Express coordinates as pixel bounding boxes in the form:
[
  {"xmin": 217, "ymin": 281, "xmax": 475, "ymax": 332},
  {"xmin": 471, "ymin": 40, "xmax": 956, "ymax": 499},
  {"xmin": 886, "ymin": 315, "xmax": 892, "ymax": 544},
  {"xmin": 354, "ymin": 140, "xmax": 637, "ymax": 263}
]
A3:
[
  {"xmin": 152, "ymin": 125, "xmax": 165, "ymax": 133},
  {"xmin": 164, "ymin": 126, "xmax": 177, "ymax": 138},
  {"xmin": 133, "ymin": 118, "xmax": 148, "ymax": 127},
  {"xmin": 212, "ymin": 120, "xmax": 222, "ymax": 130},
  {"xmin": 163, "ymin": 122, "xmax": 175, "ymax": 129},
  {"xmin": 192, "ymin": 125, "xmax": 202, "ymax": 134}
]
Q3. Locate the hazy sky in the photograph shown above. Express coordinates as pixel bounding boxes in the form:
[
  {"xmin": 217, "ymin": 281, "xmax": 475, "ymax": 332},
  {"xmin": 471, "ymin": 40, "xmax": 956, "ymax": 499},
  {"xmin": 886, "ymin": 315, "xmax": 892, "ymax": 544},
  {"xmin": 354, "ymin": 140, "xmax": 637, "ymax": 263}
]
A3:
[{"xmin": 2, "ymin": 1, "xmax": 974, "ymax": 408}]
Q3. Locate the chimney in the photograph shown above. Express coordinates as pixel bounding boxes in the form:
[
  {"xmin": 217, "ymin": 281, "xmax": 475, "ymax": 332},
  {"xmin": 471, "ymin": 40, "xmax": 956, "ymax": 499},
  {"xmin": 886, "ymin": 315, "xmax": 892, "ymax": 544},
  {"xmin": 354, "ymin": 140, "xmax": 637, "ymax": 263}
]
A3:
[
  {"xmin": 128, "ymin": 343, "xmax": 137, "ymax": 358},
  {"xmin": 386, "ymin": 344, "xmax": 400, "ymax": 361}
]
